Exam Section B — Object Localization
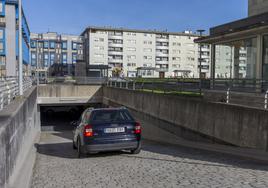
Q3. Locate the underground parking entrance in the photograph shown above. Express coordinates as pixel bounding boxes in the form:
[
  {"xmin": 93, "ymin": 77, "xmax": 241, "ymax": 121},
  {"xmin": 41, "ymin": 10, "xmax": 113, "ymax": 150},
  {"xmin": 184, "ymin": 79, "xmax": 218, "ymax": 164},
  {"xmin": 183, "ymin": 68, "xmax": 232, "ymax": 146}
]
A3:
[{"xmin": 39, "ymin": 103, "xmax": 104, "ymax": 131}]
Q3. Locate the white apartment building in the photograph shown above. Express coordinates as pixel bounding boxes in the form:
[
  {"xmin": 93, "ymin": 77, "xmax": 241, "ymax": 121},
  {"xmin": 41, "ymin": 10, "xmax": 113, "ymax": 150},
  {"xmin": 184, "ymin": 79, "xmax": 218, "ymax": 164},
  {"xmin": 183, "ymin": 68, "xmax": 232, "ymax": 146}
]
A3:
[{"xmin": 82, "ymin": 26, "xmax": 210, "ymax": 78}]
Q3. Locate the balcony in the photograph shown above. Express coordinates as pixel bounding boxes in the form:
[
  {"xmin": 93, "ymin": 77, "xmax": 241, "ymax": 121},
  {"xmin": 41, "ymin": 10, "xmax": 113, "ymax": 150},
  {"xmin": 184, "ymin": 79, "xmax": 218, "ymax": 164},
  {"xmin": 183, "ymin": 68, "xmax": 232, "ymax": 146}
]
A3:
[
  {"xmin": 156, "ymin": 38, "xmax": 169, "ymax": 43},
  {"xmin": 108, "ymin": 35, "xmax": 123, "ymax": 40},
  {"xmin": 108, "ymin": 58, "xmax": 123, "ymax": 63},
  {"xmin": 108, "ymin": 43, "xmax": 123, "ymax": 48},
  {"xmin": 156, "ymin": 61, "xmax": 169, "ymax": 65},
  {"xmin": 108, "ymin": 51, "xmax": 123, "ymax": 56},
  {"xmin": 156, "ymin": 52, "xmax": 169, "ymax": 57},
  {"xmin": 156, "ymin": 45, "xmax": 169, "ymax": 50}
]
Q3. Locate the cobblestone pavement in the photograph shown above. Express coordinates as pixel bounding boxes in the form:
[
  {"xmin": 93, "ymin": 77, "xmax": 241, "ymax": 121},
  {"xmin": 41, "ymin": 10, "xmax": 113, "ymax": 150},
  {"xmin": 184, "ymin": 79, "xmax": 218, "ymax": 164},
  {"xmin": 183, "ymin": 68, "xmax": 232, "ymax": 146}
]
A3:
[{"xmin": 31, "ymin": 131, "xmax": 268, "ymax": 188}]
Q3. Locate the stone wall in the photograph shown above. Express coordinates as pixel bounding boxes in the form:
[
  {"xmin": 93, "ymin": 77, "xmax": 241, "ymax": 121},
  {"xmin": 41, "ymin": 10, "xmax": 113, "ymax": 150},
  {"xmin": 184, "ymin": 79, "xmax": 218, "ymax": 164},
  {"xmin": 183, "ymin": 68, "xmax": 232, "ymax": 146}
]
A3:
[{"xmin": 0, "ymin": 87, "xmax": 40, "ymax": 188}]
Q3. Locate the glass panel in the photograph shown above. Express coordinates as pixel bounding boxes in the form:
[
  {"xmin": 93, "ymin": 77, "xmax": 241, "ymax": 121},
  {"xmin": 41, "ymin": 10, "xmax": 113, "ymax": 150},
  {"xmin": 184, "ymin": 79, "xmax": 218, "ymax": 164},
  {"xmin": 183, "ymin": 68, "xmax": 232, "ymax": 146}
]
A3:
[
  {"xmin": 262, "ymin": 36, "xmax": 268, "ymax": 80},
  {"xmin": 215, "ymin": 37, "xmax": 257, "ymax": 79}
]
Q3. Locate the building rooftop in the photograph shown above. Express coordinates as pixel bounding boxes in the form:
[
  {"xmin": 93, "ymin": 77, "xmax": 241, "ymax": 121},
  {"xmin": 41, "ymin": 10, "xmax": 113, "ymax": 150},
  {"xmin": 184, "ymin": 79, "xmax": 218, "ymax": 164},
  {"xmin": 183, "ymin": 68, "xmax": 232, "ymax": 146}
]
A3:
[{"xmin": 81, "ymin": 26, "xmax": 200, "ymax": 37}]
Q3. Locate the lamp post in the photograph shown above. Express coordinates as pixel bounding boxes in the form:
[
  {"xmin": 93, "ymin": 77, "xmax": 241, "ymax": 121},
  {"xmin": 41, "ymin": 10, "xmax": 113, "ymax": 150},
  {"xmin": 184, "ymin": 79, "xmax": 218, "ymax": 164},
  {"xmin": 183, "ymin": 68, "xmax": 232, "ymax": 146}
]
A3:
[
  {"xmin": 18, "ymin": 0, "xmax": 23, "ymax": 95},
  {"xmin": 197, "ymin": 29, "xmax": 205, "ymax": 93}
]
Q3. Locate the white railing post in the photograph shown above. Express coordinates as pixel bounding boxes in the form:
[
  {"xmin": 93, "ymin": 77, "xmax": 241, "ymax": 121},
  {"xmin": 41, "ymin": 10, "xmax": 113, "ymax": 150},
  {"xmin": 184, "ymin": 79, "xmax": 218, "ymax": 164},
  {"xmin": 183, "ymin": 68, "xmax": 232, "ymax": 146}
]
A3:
[
  {"xmin": 120, "ymin": 82, "xmax": 122, "ymax": 88},
  {"xmin": 126, "ymin": 82, "xmax": 128, "ymax": 89},
  {"xmin": 6, "ymin": 83, "xmax": 11, "ymax": 105},
  {"xmin": 0, "ymin": 90, "xmax": 3, "ymax": 110},
  {"xmin": 226, "ymin": 88, "xmax": 230, "ymax": 104},
  {"xmin": 265, "ymin": 90, "xmax": 268, "ymax": 109}
]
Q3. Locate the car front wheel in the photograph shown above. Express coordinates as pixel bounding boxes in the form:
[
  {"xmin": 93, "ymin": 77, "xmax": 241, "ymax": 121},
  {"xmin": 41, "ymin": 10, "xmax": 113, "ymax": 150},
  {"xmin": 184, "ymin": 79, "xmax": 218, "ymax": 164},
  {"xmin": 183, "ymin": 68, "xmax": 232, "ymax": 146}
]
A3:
[{"xmin": 77, "ymin": 139, "xmax": 83, "ymax": 158}]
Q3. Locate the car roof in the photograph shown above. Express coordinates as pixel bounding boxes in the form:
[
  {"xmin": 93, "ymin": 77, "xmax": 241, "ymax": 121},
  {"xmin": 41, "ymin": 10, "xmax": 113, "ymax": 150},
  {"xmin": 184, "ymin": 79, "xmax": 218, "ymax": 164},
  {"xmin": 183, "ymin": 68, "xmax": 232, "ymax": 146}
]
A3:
[{"xmin": 87, "ymin": 107, "xmax": 127, "ymax": 112}]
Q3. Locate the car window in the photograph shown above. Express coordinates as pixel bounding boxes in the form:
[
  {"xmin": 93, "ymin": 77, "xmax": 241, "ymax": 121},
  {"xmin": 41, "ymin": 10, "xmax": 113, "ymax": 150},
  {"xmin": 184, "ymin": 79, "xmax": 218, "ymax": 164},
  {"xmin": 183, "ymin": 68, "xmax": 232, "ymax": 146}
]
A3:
[
  {"xmin": 91, "ymin": 110, "xmax": 134, "ymax": 123},
  {"xmin": 82, "ymin": 111, "xmax": 91, "ymax": 124}
]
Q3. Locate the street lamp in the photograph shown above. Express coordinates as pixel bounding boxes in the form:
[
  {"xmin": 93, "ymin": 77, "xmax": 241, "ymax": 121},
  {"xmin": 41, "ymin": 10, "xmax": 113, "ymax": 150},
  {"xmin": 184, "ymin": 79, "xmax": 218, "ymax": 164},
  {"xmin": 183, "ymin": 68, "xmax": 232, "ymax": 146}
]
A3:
[
  {"xmin": 18, "ymin": 0, "xmax": 23, "ymax": 95},
  {"xmin": 197, "ymin": 29, "xmax": 205, "ymax": 93}
]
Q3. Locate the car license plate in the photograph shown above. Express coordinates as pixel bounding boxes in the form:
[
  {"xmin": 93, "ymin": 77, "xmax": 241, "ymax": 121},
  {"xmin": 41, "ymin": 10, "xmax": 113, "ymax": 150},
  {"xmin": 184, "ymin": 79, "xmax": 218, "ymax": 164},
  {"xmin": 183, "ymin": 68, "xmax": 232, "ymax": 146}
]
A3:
[{"xmin": 104, "ymin": 127, "xmax": 125, "ymax": 133}]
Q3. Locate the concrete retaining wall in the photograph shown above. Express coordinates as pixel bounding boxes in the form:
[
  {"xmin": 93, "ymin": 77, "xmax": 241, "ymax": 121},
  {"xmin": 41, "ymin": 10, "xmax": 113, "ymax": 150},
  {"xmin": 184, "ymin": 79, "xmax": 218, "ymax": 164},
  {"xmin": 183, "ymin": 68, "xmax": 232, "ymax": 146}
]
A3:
[
  {"xmin": 0, "ymin": 87, "xmax": 40, "ymax": 188},
  {"xmin": 103, "ymin": 87, "xmax": 268, "ymax": 152},
  {"xmin": 37, "ymin": 85, "xmax": 103, "ymax": 105}
]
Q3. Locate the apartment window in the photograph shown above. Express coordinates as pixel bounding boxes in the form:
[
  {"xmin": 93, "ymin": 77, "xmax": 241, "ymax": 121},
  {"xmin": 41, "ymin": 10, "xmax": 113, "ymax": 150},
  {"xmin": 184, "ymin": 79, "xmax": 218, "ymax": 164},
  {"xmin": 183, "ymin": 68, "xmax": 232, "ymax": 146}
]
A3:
[
  {"xmin": 72, "ymin": 42, "xmax": 77, "ymax": 50},
  {"xmin": 173, "ymin": 42, "xmax": 181, "ymax": 46},
  {"xmin": 0, "ymin": 2, "xmax": 4, "ymax": 15},
  {"xmin": 62, "ymin": 41, "xmax": 67, "ymax": 49},
  {"xmin": 31, "ymin": 52, "xmax": 36, "ymax": 66},
  {"xmin": 44, "ymin": 41, "xmax": 49, "ymax": 49},
  {"xmin": 144, "ymin": 41, "xmax": 153, "ymax": 45},
  {"xmin": 38, "ymin": 42, "xmax": 43, "ymax": 48},
  {"xmin": 94, "ymin": 46, "xmax": 104, "ymax": 50},
  {"xmin": 127, "ymin": 47, "xmax": 136, "ymax": 52},
  {"xmin": 127, "ymin": 63, "xmax": 136, "ymax": 67},
  {"xmin": 62, "ymin": 53, "xmax": 67, "ymax": 64},
  {"xmin": 30, "ymin": 40, "xmax": 36, "ymax": 48},
  {"xmin": 172, "ymin": 64, "xmax": 180, "ymax": 68},
  {"xmin": 173, "ymin": 50, "xmax": 181, "ymax": 54},
  {"xmin": 143, "ymin": 63, "xmax": 152, "ymax": 67},
  {"xmin": 97, "ymin": 31, "xmax": 106, "ymax": 34},
  {"xmin": 44, "ymin": 53, "xmax": 49, "ymax": 67},
  {"xmin": 72, "ymin": 53, "xmax": 77, "ymax": 64},
  {"xmin": 94, "ymin": 38, "xmax": 104, "ymax": 42},
  {"xmin": 172, "ymin": 57, "xmax": 181, "ymax": 61},
  {"xmin": 94, "ymin": 54, "xmax": 104, "ymax": 58},
  {"xmin": 143, "ymin": 48, "xmax": 152, "ymax": 52},
  {"xmin": 0, "ymin": 41, "xmax": 4, "ymax": 54},
  {"xmin": 49, "ymin": 41, "xmax": 55, "ymax": 49},
  {"xmin": 127, "ymin": 55, "xmax": 136, "ymax": 59},
  {"xmin": 127, "ymin": 39, "xmax": 136, "ymax": 44},
  {"xmin": 50, "ymin": 53, "xmax": 55, "ymax": 65},
  {"xmin": 0, "ymin": 29, "xmax": 4, "ymax": 40},
  {"xmin": 144, "ymin": 56, "xmax": 152, "ymax": 60}
]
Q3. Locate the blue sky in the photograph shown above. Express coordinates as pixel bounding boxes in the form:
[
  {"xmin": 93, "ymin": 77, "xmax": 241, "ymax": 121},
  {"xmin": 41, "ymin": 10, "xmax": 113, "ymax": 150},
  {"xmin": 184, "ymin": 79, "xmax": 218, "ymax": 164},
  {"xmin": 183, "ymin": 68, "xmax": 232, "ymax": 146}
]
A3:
[{"xmin": 23, "ymin": 0, "xmax": 248, "ymax": 35}]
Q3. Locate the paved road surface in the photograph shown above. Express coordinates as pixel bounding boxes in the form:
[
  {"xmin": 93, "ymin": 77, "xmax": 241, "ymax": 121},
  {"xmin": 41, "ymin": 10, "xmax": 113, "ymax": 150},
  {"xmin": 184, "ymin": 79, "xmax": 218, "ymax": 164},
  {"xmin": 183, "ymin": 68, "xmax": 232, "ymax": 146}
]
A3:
[{"xmin": 31, "ymin": 131, "xmax": 268, "ymax": 188}]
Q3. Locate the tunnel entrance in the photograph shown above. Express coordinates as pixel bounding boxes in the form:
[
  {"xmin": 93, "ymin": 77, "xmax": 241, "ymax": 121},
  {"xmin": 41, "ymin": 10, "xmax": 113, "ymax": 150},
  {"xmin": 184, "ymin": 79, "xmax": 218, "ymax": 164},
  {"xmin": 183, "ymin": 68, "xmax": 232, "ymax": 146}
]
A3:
[{"xmin": 40, "ymin": 103, "xmax": 103, "ymax": 131}]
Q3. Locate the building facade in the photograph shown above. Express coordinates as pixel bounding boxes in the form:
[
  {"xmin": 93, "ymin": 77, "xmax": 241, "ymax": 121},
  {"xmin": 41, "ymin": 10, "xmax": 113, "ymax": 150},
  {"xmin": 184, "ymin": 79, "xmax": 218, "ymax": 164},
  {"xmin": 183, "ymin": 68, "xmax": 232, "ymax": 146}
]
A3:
[
  {"xmin": 0, "ymin": 0, "xmax": 30, "ymax": 77},
  {"xmin": 248, "ymin": 0, "xmax": 268, "ymax": 16},
  {"xmin": 81, "ymin": 27, "xmax": 210, "ymax": 78},
  {"xmin": 195, "ymin": 0, "xmax": 268, "ymax": 91},
  {"xmin": 30, "ymin": 32, "xmax": 83, "ymax": 76}
]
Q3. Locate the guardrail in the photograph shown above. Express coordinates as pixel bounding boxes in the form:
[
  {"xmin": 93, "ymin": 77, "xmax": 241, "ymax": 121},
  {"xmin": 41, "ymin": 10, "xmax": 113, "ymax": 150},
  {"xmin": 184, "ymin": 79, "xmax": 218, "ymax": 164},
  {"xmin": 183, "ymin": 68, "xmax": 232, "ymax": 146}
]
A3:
[
  {"xmin": 108, "ymin": 78, "xmax": 268, "ymax": 109},
  {"xmin": 38, "ymin": 77, "xmax": 108, "ymax": 85},
  {"xmin": 0, "ymin": 77, "xmax": 32, "ymax": 111}
]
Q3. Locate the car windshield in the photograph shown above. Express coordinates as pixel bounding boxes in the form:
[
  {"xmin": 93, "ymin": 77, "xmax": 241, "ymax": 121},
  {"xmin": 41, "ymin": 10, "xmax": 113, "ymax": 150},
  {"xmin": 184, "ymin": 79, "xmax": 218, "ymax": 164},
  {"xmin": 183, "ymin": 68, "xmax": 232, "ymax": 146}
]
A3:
[{"xmin": 91, "ymin": 110, "xmax": 134, "ymax": 123}]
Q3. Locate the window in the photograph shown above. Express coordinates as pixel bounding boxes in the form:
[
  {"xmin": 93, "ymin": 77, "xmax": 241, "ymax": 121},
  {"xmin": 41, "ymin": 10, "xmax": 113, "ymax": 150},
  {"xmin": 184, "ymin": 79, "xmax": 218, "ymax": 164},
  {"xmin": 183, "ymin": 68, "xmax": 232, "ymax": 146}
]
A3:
[
  {"xmin": 0, "ymin": 2, "xmax": 4, "ymax": 15},
  {"xmin": 127, "ymin": 39, "xmax": 136, "ymax": 44},
  {"xmin": 50, "ymin": 53, "xmax": 55, "ymax": 65},
  {"xmin": 94, "ymin": 38, "xmax": 104, "ymax": 42},
  {"xmin": 0, "ymin": 42, "xmax": 4, "ymax": 53},
  {"xmin": 144, "ymin": 56, "xmax": 152, "ymax": 60},
  {"xmin": 44, "ymin": 41, "xmax": 49, "ymax": 49},
  {"xmin": 31, "ymin": 52, "xmax": 36, "ymax": 66},
  {"xmin": 173, "ymin": 50, "xmax": 181, "ymax": 54},
  {"xmin": 127, "ymin": 47, "xmax": 136, "ymax": 52},
  {"xmin": 62, "ymin": 53, "xmax": 67, "ymax": 64},
  {"xmin": 72, "ymin": 42, "xmax": 77, "ymax": 50},
  {"xmin": 172, "ymin": 57, "xmax": 181, "ymax": 61},
  {"xmin": 127, "ymin": 55, "xmax": 136, "ymax": 59},
  {"xmin": 49, "ymin": 41, "xmax": 55, "ymax": 49},
  {"xmin": 62, "ymin": 41, "xmax": 67, "ymax": 49},
  {"xmin": 143, "ymin": 48, "xmax": 152, "ymax": 52},
  {"xmin": 44, "ymin": 53, "xmax": 49, "ymax": 67},
  {"xmin": 94, "ymin": 46, "xmax": 104, "ymax": 50},
  {"xmin": 30, "ymin": 40, "xmax": 36, "ymax": 48},
  {"xmin": 72, "ymin": 53, "xmax": 77, "ymax": 64},
  {"xmin": 173, "ymin": 42, "xmax": 181, "ymax": 46},
  {"xmin": 144, "ymin": 41, "xmax": 153, "ymax": 45},
  {"xmin": 94, "ymin": 54, "xmax": 104, "ymax": 58},
  {"xmin": 0, "ymin": 29, "xmax": 4, "ymax": 40}
]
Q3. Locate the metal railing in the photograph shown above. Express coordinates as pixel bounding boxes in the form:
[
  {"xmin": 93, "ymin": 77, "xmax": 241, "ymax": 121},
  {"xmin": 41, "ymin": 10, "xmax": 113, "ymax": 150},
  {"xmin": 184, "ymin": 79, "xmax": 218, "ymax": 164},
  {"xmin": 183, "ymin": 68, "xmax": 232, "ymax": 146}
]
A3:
[
  {"xmin": 37, "ymin": 77, "xmax": 108, "ymax": 85},
  {"xmin": 108, "ymin": 78, "xmax": 268, "ymax": 110},
  {"xmin": 0, "ymin": 77, "xmax": 32, "ymax": 111}
]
